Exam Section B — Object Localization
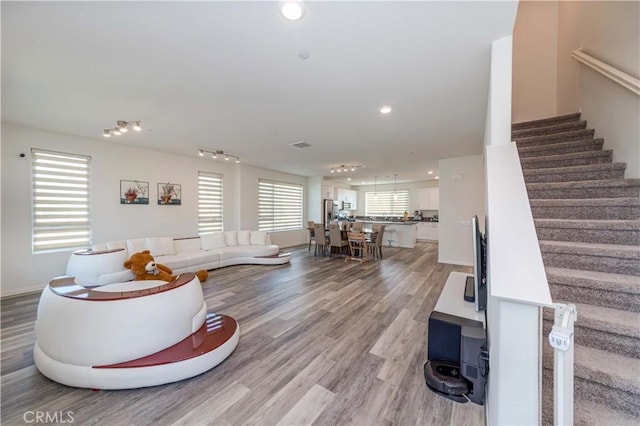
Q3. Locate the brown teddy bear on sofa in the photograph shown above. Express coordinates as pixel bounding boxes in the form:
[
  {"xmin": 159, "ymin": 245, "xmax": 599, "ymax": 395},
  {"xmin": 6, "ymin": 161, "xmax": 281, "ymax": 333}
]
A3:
[{"xmin": 123, "ymin": 250, "xmax": 208, "ymax": 283}]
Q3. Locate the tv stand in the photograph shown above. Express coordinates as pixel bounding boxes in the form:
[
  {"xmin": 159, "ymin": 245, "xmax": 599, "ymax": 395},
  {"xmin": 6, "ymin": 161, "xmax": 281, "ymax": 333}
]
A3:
[{"xmin": 424, "ymin": 272, "xmax": 487, "ymax": 405}]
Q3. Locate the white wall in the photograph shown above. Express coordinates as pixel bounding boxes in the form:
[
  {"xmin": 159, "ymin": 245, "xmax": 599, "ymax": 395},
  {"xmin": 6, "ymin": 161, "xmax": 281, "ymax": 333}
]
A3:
[
  {"xmin": 512, "ymin": 1, "xmax": 558, "ymax": 122},
  {"xmin": 557, "ymin": 0, "xmax": 640, "ymax": 178},
  {"xmin": 438, "ymin": 155, "xmax": 485, "ymax": 266},
  {"xmin": 1, "ymin": 123, "xmax": 307, "ymax": 296}
]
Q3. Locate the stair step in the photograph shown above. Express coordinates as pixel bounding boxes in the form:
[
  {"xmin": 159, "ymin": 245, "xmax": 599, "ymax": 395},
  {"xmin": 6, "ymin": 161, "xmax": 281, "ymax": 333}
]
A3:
[
  {"xmin": 543, "ymin": 344, "xmax": 640, "ymax": 416},
  {"xmin": 512, "ymin": 120, "xmax": 588, "ymax": 138},
  {"xmin": 546, "ymin": 266, "xmax": 640, "ymax": 294},
  {"xmin": 574, "ymin": 400, "xmax": 640, "ymax": 426},
  {"xmin": 512, "ymin": 112, "xmax": 582, "ymax": 131},
  {"xmin": 523, "ymin": 163, "xmax": 627, "ymax": 183},
  {"xmin": 515, "ymin": 129, "xmax": 596, "ymax": 146},
  {"xmin": 518, "ymin": 138, "xmax": 604, "ymax": 158},
  {"xmin": 543, "ymin": 303, "xmax": 640, "ymax": 358},
  {"xmin": 527, "ymin": 179, "xmax": 640, "ymax": 200},
  {"xmin": 534, "ymin": 218, "xmax": 640, "ymax": 245},
  {"xmin": 540, "ymin": 240, "xmax": 640, "ymax": 275},
  {"xmin": 521, "ymin": 150, "xmax": 613, "ymax": 170},
  {"xmin": 530, "ymin": 197, "xmax": 640, "ymax": 220}
]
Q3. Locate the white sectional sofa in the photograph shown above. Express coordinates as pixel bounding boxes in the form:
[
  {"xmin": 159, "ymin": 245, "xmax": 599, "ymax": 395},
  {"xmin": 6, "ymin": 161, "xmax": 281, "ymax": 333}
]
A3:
[{"xmin": 67, "ymin": 230, "xmax": 290, "ymax": 286}]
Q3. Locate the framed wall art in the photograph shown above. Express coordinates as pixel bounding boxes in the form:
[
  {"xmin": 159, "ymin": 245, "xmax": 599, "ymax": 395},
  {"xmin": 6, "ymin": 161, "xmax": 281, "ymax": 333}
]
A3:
[
  {"xmin": 120, "ymin": 180, "xmax": 149, "ymax": 204},
  {"xmin": 158, "ymin": 182, "xmax": 181, "ymax": 205}
]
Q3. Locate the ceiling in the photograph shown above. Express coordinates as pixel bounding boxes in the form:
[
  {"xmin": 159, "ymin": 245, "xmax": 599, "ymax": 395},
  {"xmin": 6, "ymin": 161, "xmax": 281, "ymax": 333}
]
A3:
[{"xmin": 1, "ymin": 1, "xmax": 517, "ymax": 186}]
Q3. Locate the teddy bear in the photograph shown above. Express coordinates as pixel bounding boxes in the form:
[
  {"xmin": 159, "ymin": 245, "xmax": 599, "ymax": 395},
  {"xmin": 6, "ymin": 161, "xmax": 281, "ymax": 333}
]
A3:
[{"xmin": 123, "ymin": 250, "xmax": 208, "ymax": 283}]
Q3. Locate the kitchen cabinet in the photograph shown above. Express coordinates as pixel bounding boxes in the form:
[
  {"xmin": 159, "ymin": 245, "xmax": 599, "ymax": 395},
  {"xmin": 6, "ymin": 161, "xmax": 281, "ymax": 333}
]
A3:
[
  {"xmin": 416, "ymin": 222, "xmax": 439, "ymax": 241},
  {"xmin": 336, "ymin": 188, "xmax": 358, "ymax": 210},
  {"xmin": 416, "ymin": 188, "xmax": 439, "ymax": 210},
  {"xmin": 322, "ymin": 185, "xmax": 335, "ymax": 200}
]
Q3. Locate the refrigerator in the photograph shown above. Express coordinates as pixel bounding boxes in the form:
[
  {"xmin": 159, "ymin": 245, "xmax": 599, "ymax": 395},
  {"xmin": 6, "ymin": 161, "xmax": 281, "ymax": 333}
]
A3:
[{"xmin": 323, "ymin": 199, "xmax": 335, "ymax": 225}]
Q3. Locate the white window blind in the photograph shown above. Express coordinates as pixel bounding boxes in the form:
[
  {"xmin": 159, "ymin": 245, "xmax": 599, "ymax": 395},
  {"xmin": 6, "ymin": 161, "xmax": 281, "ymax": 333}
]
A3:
[
  {"xmin": 365, "ymin": 190, "xmax": 410, "ymax": 216},
  {"xmin": 198, "ymin": 172, "xmax": 224, "ymax": 235},
  {"xmin": 258, "ymin": 179, "xmax": 303, "ymax": 232},
  {"xmin": 31, "ymin": 149, "xmax": 91, "ymax": 252}
]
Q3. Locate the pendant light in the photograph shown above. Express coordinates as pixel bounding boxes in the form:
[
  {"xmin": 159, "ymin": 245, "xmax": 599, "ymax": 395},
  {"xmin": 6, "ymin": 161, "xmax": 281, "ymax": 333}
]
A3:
[
  {"xmin": 393, "ymin": 174, "xmax": 398, "ymax": 201},
  {"xmin": 374, "ymin": 176, "xmax": 378, "ymax": 201}
]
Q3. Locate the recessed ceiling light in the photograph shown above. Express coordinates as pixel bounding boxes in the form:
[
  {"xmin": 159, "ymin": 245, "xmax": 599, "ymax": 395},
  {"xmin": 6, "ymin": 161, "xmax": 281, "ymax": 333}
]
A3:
[
  {"xmin": 281, "ymin": 1, "xmax": 304, "ymax": 20},
  {"xmin": 380, "ymin": 106, "xmax": 392, "ymax": 114},
  {"xmin": 435, "ymin": 176, "xmax": 440, "ymax": 180},
  {"xmin": 347, "ymin": 177, "xmax": 352, "ymax": 181},
  {"xmin": 428, "ymin": 170, "xmax": 433, "ymax": 175}
]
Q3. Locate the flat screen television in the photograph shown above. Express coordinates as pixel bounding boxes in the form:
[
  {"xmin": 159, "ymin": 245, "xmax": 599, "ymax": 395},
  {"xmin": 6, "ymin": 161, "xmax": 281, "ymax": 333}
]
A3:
[{"xmin": 464, "ymin": 215, "xmax": 487, "ymax": 311}]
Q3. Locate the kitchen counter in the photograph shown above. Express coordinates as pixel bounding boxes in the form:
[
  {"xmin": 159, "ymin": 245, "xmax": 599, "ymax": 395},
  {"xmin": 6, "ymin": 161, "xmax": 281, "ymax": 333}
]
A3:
[{"xmin": 357, "ymin": 221, "xmax": 417, "ymax": 248}]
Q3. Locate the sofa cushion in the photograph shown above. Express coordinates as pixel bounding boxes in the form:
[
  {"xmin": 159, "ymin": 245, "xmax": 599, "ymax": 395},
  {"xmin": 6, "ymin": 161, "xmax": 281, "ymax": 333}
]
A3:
[
  {"xmin": 146, "ymin": 237, "xmax": 175, "ymax": 256},
  {"xmin": 153, "ymin": 254, "xmax": 188, "ymax": 271},
  {"xmin": 224, "ymin": 231, "xmax": 238, "ymax": 246},
  {"xmin": 250, "ymin": 231, "xmax": 268, "ymax": 245},
  {"xmin": 237, "ymin": 230, "xmax": 251, "ymax": 246},
  {"xmin": 201, "ymin": 232, "xmax": 226, "ymax": 251},
  {"xmin": 126, "ymin": 238, "xmax": 147, "ymax": 255},
  {"xmin": 219, "ymin": 245, "xmax": 278, "ymax": 260},
  {"xmin": 184, "ymin": 251, "xmax": 220, "ymax": 268}
]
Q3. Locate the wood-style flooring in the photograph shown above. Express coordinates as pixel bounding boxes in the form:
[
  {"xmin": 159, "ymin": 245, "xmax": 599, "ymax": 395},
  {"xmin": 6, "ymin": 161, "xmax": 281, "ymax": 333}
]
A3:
[{"xmin": 1, "ymin": 241, "xmax": 483, "ymax": 425}]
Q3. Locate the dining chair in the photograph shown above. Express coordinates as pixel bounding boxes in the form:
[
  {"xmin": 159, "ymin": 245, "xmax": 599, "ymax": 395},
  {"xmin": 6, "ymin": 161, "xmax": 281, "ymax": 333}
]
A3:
[
  {"xmin": 313, "ymin": 223, "xmax": 329, "ymax": 256},
  {"xmin": 307, "ymin": 221, "xmax": 316, "ymax": 252},
  {"xmin": 370, "ymin": 224, "xmax": 386, "ymax": 260},
  {"xmin": 328, "ymin": 223, "xmax": 348, "ymax": 258},
  {"xmin": 351, "ymin": 221, "xmax": 364, "ymax": 232},
  {"xmin": 346, "ymin": 231, "xmax": 368, "ymax": 263}
]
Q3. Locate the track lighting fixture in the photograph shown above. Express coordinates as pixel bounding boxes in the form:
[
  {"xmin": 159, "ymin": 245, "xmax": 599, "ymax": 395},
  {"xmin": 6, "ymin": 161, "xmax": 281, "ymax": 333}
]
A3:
[
  {"xmin": 329, "ymin": 164, "xmax": 364, "ymax": 174},
  {"xmin": 198, "ymin": 149, "xmax": 240, "ymax": 164},
  {"xmin": 103, "ymin": 120, "xmax": 142, "ymax": 137}
]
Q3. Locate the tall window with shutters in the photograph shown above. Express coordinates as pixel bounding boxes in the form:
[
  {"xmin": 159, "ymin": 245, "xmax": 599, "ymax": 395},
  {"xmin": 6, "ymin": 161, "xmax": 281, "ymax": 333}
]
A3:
[
  {"xmin": 258, "ymin": 179, "xmax": 303, "ymax": 232},
  {"xmin": 31, "ymin": 149, "xmax": 92, "ymax": 252},
  {"xmin": 198, "ymin": 171, "xmax": 224, "ymax": 235},
  {"xmin": 364, "ymin": 189, "xmax": 410, "ymax": 216}
]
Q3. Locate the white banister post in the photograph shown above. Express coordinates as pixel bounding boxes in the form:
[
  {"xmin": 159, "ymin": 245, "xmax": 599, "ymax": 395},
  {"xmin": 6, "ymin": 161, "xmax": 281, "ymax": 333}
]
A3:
[{"xmin": 549, "ymin": 303, "xmax": 577, "ymax": 426}]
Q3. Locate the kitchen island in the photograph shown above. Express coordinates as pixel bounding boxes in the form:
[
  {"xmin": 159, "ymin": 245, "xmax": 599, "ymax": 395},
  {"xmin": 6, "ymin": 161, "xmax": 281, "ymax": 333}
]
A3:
[{"xmin": 358, "ymin": 220, "xmax": 418, "ymax": 248}]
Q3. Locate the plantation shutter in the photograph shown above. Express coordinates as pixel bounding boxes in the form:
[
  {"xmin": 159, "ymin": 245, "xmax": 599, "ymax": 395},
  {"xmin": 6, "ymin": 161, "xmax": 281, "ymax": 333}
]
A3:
[
  {"xmin": 258, "ymin": 179, "xmax": 303, "ymax": 231},
  {"xmin": 364, "ymin": 189, "xmax": 410, "ymax": 216},
  {"xmin": 31, "ymin": 149, "xmax": 91, "ymax": 252},
  {"xmin": 198, "ymin": 171, "xmax": 223, "ymax": 235}
]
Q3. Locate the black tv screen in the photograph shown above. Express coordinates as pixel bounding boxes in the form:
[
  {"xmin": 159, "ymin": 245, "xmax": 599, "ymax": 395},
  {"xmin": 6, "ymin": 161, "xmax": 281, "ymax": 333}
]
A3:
[{"xmin": 471, "ymin": 215, "xmax": 487, "ymax": 312}]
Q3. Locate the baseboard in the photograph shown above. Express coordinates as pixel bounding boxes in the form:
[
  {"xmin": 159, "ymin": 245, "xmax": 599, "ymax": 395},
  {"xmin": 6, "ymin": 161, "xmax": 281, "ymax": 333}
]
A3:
[{"xmin": 438, "ymin": 258, "xmax": 473, "ymax": 267}]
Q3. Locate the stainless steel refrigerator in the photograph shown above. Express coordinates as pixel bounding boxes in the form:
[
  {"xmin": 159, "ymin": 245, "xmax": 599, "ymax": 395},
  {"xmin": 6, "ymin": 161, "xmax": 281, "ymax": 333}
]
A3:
[{"xmin": 323, "ymin": 199, "xmax": 335, "ymax": 225}]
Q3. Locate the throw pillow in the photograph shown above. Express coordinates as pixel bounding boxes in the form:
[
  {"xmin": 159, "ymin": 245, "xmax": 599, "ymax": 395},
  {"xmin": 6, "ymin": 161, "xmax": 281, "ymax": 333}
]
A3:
[
  {"xmin": 201, "ymin": 232, "xmax": 227, "ymax": 251},
  {"xmin": 146, "ymin": 237, "xmax": 175, "ymax": 256},
  {"xmin": 237, "ymin": 230, "xmax": 251, "ymax": 246},
  {"xmin": 224, "ymin": 231, "xmax": 238, "ymax": 246},
  {"xmin": 250, "ymin": 231, "xmax": 268, "ymax": 245}
]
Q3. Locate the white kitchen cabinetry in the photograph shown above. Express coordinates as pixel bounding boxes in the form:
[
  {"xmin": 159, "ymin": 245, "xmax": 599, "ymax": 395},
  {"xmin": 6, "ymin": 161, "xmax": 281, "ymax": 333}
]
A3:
[
  {"xmin": 322, "ymin": 185, "xmax": 335, "ymax": 200},
  {"xmin": 336, "ymin": 188, "xmax": 358, "ymax": 209},
  {"xmin": 416, "ymin": 188, "xmax": 439, "ymax": 210},
  {"xmin": 416, "ymin": 222, "xmax": 439, "ymax": 241}
]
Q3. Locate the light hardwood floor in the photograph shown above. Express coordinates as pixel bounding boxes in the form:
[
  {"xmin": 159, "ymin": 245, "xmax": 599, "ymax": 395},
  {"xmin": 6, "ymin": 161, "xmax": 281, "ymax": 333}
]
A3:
[{"xmin": 1, "ymin": 241, "xmax": 484, "ymax": 426}]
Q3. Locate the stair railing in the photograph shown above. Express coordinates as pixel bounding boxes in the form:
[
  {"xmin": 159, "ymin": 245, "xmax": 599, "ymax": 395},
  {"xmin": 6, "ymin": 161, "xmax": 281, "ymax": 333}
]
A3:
[
  {"xmin": 549, "ymin": 303, "xmax": 578, "ymax": 426},
  {"xmin": 571, "ymin": 48, "xmax": 640, "ymax": 96}
]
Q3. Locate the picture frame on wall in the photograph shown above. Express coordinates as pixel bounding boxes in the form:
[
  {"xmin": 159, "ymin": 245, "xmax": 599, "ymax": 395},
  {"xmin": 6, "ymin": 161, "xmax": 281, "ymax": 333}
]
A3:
[
  {"xmin": 120, "ymin": 180, "xmax": 149, "ymax": 204},
  {"xmin": 158, "ymin": 182, "xmax": 181, "ymax": 205}
]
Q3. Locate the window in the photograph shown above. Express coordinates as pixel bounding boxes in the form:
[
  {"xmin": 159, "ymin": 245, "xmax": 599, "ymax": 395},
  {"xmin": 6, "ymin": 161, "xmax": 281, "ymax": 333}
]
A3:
[
  {"xmin": 198, "ymin": 171, "xmax": 223, "ymax": 235},
  {"xmin": 258, "ymin": 179, "xmax": 303, "ymax": 231},
  {"xmin": 365, "ymin": 189, "xmax": 410, "ymax": 216},
  {"xmin": 31, "ymin": 149, "xmax": 91, "ymax": 252}
]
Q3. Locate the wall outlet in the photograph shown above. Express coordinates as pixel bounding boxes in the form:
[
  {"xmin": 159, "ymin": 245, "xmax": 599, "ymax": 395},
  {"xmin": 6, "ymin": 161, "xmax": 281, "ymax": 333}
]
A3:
[{"xmin": 461, "ymin": 220, "xmax": 471, "ymax": 226}]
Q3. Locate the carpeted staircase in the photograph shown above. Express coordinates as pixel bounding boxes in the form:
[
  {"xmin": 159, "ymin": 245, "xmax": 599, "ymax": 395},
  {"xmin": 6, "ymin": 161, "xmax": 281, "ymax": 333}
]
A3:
[{"xmin": 512, "ymin": 113, "xmax": 640, "ymax": 425}]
